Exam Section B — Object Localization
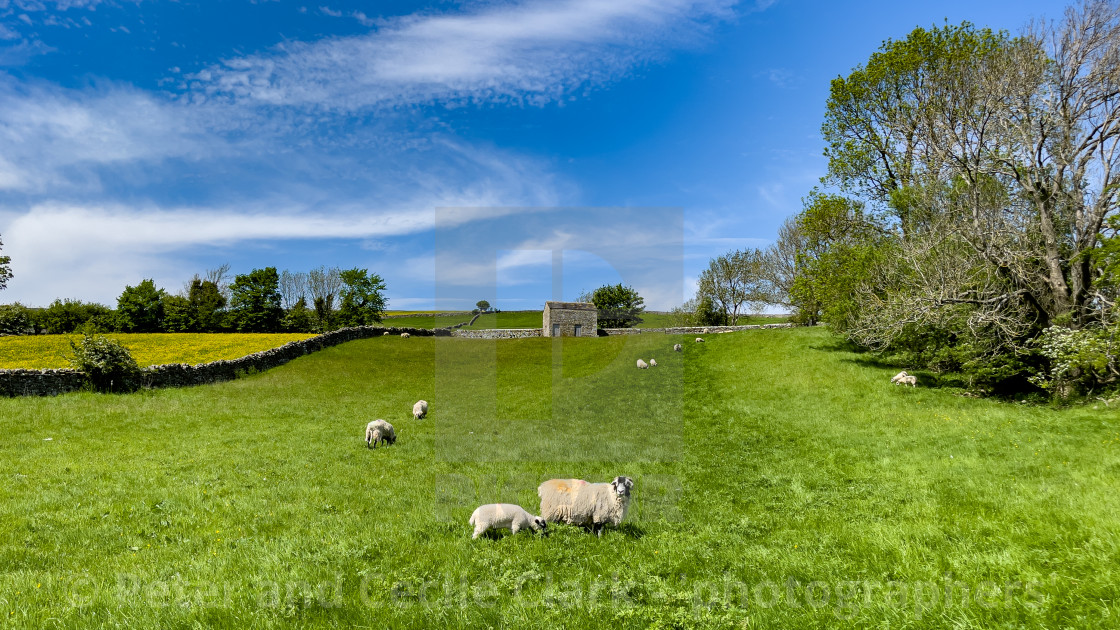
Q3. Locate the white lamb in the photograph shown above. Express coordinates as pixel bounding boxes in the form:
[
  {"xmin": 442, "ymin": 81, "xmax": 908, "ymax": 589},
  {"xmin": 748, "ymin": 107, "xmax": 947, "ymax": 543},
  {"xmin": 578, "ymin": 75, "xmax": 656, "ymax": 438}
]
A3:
[
  {"xmin": 674, "ymin": 344, "xmax": 682, "ymax": 352},
  {"xmin": 401, "ymin": 332, "xmax": 410, "ymax": 338},
  {"xmin": 649, "ymin": 358, "xmax": 657, "ymax": 367},
  {"xmin": 413, "ymin": 399, "xmax": 428, "ymax": 420},
  {"xmin": 538, "ymin": 476, "xmax": 634, "ymax": 537},
  {"xmin": 636, "ymin": 359, "xmax": 649, "ymax": 369},
  {"xmin": 364, "ymin": 419, "xmax": 396, "ymax": 448},
  {"xmin": 468, "ymin": 503, "xmax": 548, "ymax": 539},
  {"xmin": 695, "ymin": 337, "xmax": 705, "ymax": 343},
  {"xmin": 897, "ymin": 375, "xmax": 917, "ymax": 387},
  {"xmin": 890, "ymin": 370, "xmax": 909, "ymax": 384}
]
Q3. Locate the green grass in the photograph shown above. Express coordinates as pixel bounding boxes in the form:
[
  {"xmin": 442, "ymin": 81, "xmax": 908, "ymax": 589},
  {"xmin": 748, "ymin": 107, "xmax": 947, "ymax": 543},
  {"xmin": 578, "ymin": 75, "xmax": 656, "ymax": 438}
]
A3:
[{"xmin": 0, "ymin": 328, "xmax": 1117, "ymax": 628}]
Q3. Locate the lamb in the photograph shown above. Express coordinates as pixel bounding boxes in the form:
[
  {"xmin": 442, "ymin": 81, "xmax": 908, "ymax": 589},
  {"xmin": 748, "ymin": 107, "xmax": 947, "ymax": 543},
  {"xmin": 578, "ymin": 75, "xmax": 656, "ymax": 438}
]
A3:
[
  {"xmin": 897, "ymin": 375, "xmax": 917, "ymax": 387},
  {"xmin": 649, "ymin": 358, "xmax": 658, "ymax": 367},
  {"xmin": 674, "ymin": 344, "xmax": 682, "ymax": 352},
  {"xmin": 695, "ymin": 337, "xmax": 705, "ymax": 343},
  {"xmin": 383, "ymin": 331, "xmax": 390, "ymax": 336},
  {"xmin": 364, "ymin": 419, "xmax": 396, "ymax": 448},
  {"xmin": 538, "ymin": 476, "xmax": 634, "ymax": 537},
  {"xmin": 468, "ymin": 503, "xmax": 548, "ymax": 539},
  {"xmin": 890, "ymin": 370, "xmax": 909, "ymax": 384},
  {"xmin": 413, "ymin": 399, "xmax": 428, "ymax": 420},
  {"xmin": 636, "ymin": 359, "xmax": 649, "ymax": 369},
  {"xmin": 401, "ymin": 332, "xmax": 410, "ymax": 338}
]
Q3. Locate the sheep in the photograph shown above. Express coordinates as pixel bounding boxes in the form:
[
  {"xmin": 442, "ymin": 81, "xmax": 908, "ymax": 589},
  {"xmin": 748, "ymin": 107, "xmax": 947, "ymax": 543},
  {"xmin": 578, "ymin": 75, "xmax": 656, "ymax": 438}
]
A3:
[
  {"xmin": 365, "ymin": 419, "xmax": 396, "ymax": 448},
  {"xmin": 649, "ymin": 358, "xmax": 658, "ymax": 367},
  {"xmin": 695, "ymin": 337, "xmax": 705, "ymax": 343},
  {"xmin": 413, "ymin": 399, "xmax": 428, "ymax": 420},
  {"xmin": 383, "ymin": 331, "xmax": 390, "ymax": 336},
  {"xmin": 890, "ymin": 370, "xmax": 909, "ymax": 384},
  {"xmin": 898, "ymin": 375, "xmax": 917, "ymax": 387},
  {"xmin": 468, "ymin": 503, "xmax": 548, "ymax": 539},
  {"xmin": 674, "ymin": 344, "xmax": 682, "ymax": 352},
  {"xmin": 401, "ymin": 332, "xmax": 410, "ymax": 338},
  {"xmin": 636, "ymin": 359, "xmax": 649, "ymax": 369},
  {"xmin": 538, "ymin": 476, "xmax": 634, "ymax": 537}
]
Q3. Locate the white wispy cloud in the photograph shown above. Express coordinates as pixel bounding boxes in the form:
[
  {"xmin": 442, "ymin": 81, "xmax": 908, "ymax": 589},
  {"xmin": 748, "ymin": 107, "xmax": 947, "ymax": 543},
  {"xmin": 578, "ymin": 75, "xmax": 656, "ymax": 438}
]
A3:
[{"xmin": 192, "ymin": 0, "xmax": 738, "ymax": 110}]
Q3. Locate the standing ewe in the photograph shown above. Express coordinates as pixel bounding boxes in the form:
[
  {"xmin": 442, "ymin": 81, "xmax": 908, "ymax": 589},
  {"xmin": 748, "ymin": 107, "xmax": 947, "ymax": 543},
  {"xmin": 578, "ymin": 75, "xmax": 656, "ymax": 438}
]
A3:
[
  {"xmin": 538, "ymin": 476, "xmax": 634, "ymax": 537},
  {"xmin": 365, "ymin": 419, "xmax": 397, "ymax": 448},
  {"xmin": 636, "ymin": 359, "xmax": 649, "ymax": 369},
  {"xmin": 413, "ymin": 399, "xmax": 428, "ymax": 420},
  {"xmin": 673, "ymin": 344, "xmax": 682, "ymax": 352},
  {"xmin": 469, "ymin": 504, "xmax": 548, "ymax": 539}
]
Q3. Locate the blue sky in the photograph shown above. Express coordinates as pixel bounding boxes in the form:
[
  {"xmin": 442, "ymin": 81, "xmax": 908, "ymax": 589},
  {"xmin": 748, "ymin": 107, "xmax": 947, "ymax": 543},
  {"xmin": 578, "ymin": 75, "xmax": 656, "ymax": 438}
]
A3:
[{"xmin": 0, "ymin": 0, "xmax": 1064, "ymax": 310}]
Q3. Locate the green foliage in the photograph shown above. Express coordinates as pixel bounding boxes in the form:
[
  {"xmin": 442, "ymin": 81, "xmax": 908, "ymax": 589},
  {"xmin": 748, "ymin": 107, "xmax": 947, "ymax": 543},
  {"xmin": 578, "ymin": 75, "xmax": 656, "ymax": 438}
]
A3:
[
  {"xmin": 789, "ymin": 192, "xmax": 884, "ymax": 329},
  {"xmin": 1029, "ymin": 326, "xmax": 1120, "ymax": 400},
  {"xmin": 229, "ymin": 267, "xmax": 284, "ymax": 333},
  {"xmin": 117, "ymin": 279, "xmax": 166, "ymax": 333},
  {"xmin": 188, "ymin": 278, "xmax": 228, "ymax": 332},
  {"xmin": 0, "ymin": 302, "xmax": 33, "ymax": 335},
  {"xmin": 282, "ymin": 297, "xmax": 317, "ymax": 332},
  {"xmin": 476, "ymin": 300, "xmax": 491, "ymax": 312},
  {"xmin": 0, "ymin": 234, "xmax": 11, "ymax": 291},
  {"xmin": 588, "ymin": 283, "xmax": 645, "ymax": 328},
  {"xmin": 161, "ymin": 294, "xmax": 195, "ymax": 333},
  {"xmin": 38, "ymin": 299, "xmax": 115, "ymax": 334},
  {"xmin": 338, "ymin": 267, "xmax": 387, "ymax": 326},
  {"xmin": 696, "ymin": 248, "xmax": 771, "ymax": 324},
  {"xmin": 67, "ymin": 333, "xmax": 142, "ymax": 392}
]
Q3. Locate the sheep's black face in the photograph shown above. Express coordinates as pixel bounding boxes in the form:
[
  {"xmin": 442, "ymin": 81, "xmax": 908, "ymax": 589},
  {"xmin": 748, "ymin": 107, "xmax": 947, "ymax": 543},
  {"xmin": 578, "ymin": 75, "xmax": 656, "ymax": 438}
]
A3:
[{"xmin": 611, "ymin": 476, "xmax": 634, "ymax": 497}]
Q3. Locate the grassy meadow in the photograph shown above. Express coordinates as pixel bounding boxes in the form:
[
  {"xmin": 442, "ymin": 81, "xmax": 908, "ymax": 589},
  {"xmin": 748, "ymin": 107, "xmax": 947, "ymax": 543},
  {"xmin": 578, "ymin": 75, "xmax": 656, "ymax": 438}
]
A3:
[
  {"xmin": 0, "ymin": 333, "xmax": 317, "ymax": 370},
  {"xmin": 0, "ymin": 327, "xmax": 1117, "ymax": 628}
]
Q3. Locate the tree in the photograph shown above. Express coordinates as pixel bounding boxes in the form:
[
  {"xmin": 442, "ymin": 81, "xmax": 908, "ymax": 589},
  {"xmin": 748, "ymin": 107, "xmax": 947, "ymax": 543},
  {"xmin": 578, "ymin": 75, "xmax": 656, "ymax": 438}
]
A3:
[
  {"xmin": 696, "ymin": 248, "xmax": 772, "ymax": 325},
  {"xmin": 117, "ymin": 279, "xmax": 166, "ymax": 332},
  {"xmin": 229, "ymin": 267, "xmax": 283, "ymax": 332},
  {"xmin": 282, "ymin": 297, "xmax": 316, "ymax": 332},
  {"xmin": 161, "ymin": 294, "xmax": 195, "ymax": 332},
  {"xmin": 338, "ymin": 268, "xmax": 388, "ymax": 326},
  {"xmin": 764, "ymin": 216, "xmax": 807, "ymax": 310},
  {"xmin": 188, "ymin": 278, "xmax": 227, "ymax": 332},
  {"xmin": 0, "ymin": 235, "xmax": 11, "ymax": 291},
  {"xmin": 279, "ymin": 269, "xmax": 308, "ymax": 310},
  {"xmin": 38, "ymin": 299, "xmax": 115, "ymax": 334},
  {"xmin": 476, "ymin": 300, "xmax": 491, "ymax": 312},
  {"xmin": 588, "ymin": 283, "xmax": 645, "ymax": 328},
  {"xmin": 308, "ymin": 266, "xmax": 342, "ymax": 331}
]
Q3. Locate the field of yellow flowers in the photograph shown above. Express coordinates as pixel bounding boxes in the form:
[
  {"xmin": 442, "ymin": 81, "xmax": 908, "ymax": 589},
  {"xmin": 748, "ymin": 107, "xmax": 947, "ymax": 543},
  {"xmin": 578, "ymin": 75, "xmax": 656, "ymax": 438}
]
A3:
[{"xmin": 0, "ymin": 333, "xmax": 317, "ymax": 369}]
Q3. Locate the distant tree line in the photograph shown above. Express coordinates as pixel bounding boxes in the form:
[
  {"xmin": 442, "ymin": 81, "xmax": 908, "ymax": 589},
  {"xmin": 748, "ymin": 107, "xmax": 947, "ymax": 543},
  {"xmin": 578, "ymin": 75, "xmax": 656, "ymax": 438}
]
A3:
[{"xmin": 0, "ymin": 264, "xmax": 387, "ymax": 335}]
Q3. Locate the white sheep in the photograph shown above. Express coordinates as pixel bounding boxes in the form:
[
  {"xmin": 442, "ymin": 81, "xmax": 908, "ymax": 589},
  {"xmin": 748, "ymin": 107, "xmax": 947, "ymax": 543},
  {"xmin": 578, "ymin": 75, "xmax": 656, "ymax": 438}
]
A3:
[
  {"xmin": 401, "ymin": 332, "xmax": 410, "ymax": 338},
  {"xmin": 538, "ymin": 476, "xmax": 634, "ymax": 537},
  {"xmin": 636, "ymin": 359, "xmax": 649, "ymax": 369},
  {"xmin": 695, "ymin": 337, "xmax": 705, "ymax": 343},
  {"xmin": 413, "ymin": 399, "xmax": 428, "ymax": 420},
  {"xmin": 673, "ymin": 344, "xmax": 682, "ymax": 352},
  {"xmin": 890, "ymin": 370, "xmax": 909, "ymax": 384},
  {"xmin": 365, "ymin": 419, "xmax": 396, "ymax": 448},
  {"xmin": 649, "ymin": 358, "xmax": 657, "ymax": 367},
  {"xmin": 468, "ymin": 503, "xmax": 548, "ymax": 539},
  {"xmin": 898, "ymin": 375, "xmax": 917, "ymax": 387},
  {"xmin": 383, "ymin": 331, "xmax": 390, "ymax": 336}
]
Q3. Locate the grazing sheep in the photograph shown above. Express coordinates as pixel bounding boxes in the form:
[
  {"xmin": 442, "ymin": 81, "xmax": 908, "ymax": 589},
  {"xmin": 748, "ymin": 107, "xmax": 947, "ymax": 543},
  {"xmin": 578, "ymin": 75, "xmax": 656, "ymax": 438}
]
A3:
[
  {"xmin": 890, "ymin": 370, "xmax": 909, "ymax": 384},
  {"xmin": 365, "ymin": 419, "xmax": 396, "ymax": 448},
  {"xmin": 649, "ymin": 358, "xmax": 657, "ymax": 367},
  {"xmin": 897, "ymin": 375, "xmax": 917, "ymax": 387},
  {"xmin": 674, "ymin": 344, "xmax": 682, "ymax": 352},
  {"xmin": 695, "ymin": 337, "xmax": 705, "ymax": 343},
  {"xmin": 538, "ymin": 476, "xmax": 634, "ymax": 537},
  {"xmin": 468, "ymin": 503, "xmax": 548, "ymax": 539},
  {"xmin": 383, "ymin": 331, "xmax": 390, "ymax": 336},
  {"xmin": 401, "ymin": 332, "xmax": 411, "ymax": 339},
  {"xmin": 636, "ymin": 359, "xmax": 649, "ymax": 369},
  {"xmin": 413, "ymin": 399, "xmax": 428, "ymax": 420}
]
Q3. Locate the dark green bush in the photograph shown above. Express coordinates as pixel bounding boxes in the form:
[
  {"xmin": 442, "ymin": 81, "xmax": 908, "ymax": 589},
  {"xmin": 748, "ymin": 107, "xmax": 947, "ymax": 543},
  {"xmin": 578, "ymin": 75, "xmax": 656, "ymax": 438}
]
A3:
[
  {"xmin": 68, "ymin": 334, "xmax": 142, "ymax": 393},
  {"xmin": 0, "ymin": 302, "xmax": 33, "ymax": 335}
]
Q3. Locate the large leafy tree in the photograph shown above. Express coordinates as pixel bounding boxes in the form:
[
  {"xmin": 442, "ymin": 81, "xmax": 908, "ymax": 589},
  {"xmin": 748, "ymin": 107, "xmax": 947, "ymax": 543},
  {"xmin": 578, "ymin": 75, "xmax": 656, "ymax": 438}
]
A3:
[
  {"xmin": 696, "ymin": 248, "xmax": 772, "ymax": 325},
  {"xmin": 229, "ymin": 267, "xmax": 283, "ymax": 332},
  {"xmin": 188, "ymin": 278, "xmax": 227, "ymax": 332},
  {"xmin": 588, "ymin": 283, "xmax": 645, "ymax": 328},
  {"xmin": 338, "ymin": 268, "xmax": 387, "ymax": 326},
  {"xmin": 117, "ymin": 279, "xmax": 166, "ymax": 332}
]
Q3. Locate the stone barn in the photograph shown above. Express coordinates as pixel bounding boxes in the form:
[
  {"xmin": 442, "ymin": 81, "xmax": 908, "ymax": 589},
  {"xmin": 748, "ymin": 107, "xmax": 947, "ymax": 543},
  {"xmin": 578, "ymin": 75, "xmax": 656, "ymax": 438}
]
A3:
[{"xmin": 543, "ymin": 301, "xmax": 597, "ymax": 337}]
